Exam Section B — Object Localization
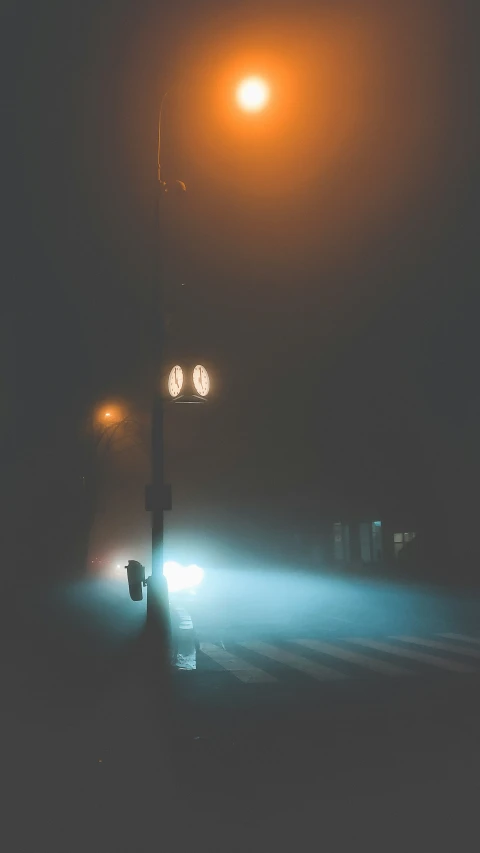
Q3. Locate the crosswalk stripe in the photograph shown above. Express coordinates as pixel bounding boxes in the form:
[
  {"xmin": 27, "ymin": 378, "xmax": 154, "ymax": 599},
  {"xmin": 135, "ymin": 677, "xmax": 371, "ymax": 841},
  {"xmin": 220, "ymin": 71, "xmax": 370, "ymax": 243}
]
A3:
[
  {"xmin": 294, "ymin": 639, "xmax": 413, "ymax": 677},
  {"xmin": 439, "ymin": 633, "xmax": 480, "ymax": 645},
  {"xmin": 241, "ymin": 641, "xmax": 346, "ymax": 681},
  {"xmin": 393, "ymin": 636, "xmax": 480, "ymax": 660},
  {"xmin": 200, "ymin": 643, "xmax": 277, "ymax": 683},
  {"xmin": 350, "ymin": 638, "xmax": 477, "ymax": 674}
]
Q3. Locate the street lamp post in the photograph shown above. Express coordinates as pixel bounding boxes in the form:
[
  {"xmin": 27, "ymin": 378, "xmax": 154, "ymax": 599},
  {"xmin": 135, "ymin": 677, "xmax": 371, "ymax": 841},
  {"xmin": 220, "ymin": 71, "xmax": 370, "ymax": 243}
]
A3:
[
  {"xmin": 150, "ymin": 94, "xmax": 168, "ymax": 585},
  {"xmin": 146, "ymin": 92, "xmax": 188, "ymax": 660},
  {"xmin": 145, "ymin": 75, "xmax": 266, "ymax": 653}
]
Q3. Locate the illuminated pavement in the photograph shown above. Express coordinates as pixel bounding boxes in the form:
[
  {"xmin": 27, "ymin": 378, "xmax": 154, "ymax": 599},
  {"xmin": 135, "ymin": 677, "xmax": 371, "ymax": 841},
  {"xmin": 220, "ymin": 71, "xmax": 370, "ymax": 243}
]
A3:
[
  {"xmin": 189, "ymin": 570, "xmax": 480, "ymax": 691},
  {"xmin": 6, "ymin": 571, "xmax": 480, "ymax": 847},
  {"xmin": 169, "ymin": 570, "xmax": 480, "ymax": 841}
]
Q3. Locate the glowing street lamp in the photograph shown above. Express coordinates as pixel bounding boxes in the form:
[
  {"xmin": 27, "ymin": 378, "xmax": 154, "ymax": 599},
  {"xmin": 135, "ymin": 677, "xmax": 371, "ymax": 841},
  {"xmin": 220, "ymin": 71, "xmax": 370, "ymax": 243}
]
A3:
[
  {"xmin": 134, "ymin": 68, "xmax": 273, "ymax": 660},
  {"xmin": 236, "ymin": 76, "xmax": 270, "ymax": 112},
  {"xmin": 94, "ymin": 403, "xmax": 124, "ymax": 429}
]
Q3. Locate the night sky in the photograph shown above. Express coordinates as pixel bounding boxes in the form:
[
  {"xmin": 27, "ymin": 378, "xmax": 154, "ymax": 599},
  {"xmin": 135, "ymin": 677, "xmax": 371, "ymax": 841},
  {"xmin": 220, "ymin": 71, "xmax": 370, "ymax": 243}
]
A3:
[{"xmin": 5, "ymin": 1, "xmax": 480, "ymax": 569}]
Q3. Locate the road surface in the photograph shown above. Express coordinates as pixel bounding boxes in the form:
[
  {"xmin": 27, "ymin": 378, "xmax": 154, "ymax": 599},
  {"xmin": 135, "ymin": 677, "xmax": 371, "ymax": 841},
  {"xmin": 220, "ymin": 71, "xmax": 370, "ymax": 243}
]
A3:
[
  {"xmin": 175, "ymin": 568, "xmax": 480, "ymax": 846},
  {"xmin": 4, "ymin": 569, "xmax": 480, "ymax": 849}
]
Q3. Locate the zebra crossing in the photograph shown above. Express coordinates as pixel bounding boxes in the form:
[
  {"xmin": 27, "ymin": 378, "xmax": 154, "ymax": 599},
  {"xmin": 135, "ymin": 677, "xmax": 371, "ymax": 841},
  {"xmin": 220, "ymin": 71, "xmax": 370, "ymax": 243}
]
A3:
[{"xmin": 198, "ymin": 633, "xmax": 480, "ymax": 685}]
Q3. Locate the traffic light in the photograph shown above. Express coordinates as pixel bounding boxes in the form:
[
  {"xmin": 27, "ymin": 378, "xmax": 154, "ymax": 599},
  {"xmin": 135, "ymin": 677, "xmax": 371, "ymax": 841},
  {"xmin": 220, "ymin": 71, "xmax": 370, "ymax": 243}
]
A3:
[{"xmin": 125, "ymin": 560, "xmax": 146, "ymax": 601}]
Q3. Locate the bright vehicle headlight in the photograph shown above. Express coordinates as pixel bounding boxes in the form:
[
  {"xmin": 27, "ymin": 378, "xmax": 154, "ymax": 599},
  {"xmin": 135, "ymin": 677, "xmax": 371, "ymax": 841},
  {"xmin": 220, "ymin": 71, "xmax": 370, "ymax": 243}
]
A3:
[{"xmin": 163, "ymin": 561, "xmax": 205, "ymax": 593}]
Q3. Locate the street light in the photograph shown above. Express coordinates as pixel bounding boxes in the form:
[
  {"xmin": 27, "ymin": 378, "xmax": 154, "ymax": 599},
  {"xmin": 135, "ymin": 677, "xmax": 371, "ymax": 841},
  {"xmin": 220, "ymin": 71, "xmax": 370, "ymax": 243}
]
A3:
[
  {"xmin": 94, "ymin": 402, "xmax": 124, "ymax": 426},
  {"xmin": 145, "ymin": 72, "xmax": 269, "ymax": 652},
  {"xmin": 236, "ymin": 76, "xmax": 270, "ymax": 112}
]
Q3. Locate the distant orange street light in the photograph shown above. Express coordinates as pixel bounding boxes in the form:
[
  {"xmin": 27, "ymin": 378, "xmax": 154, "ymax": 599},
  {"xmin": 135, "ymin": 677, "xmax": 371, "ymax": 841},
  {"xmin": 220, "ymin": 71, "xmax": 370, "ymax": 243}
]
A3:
[
  {"xmin": 236, "ymin": 76, "xmax": 270, "ymax": 112},
  {"xmin": 93, "ymin": 402, "xmax": 125, "ymax": 429}
]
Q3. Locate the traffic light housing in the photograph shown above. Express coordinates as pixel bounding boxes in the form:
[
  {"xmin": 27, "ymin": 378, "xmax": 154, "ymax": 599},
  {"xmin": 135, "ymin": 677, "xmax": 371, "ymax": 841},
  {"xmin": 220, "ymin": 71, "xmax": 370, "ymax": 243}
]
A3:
[{"xmin": 126, "ymin": 560, "xmax": 146, "ymax": 601}]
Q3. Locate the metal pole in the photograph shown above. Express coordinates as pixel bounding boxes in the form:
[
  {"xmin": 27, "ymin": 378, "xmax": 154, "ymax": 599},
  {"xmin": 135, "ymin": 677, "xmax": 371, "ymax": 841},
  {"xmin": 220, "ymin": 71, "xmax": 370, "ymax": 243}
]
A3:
[
  {"xmin": 151, "ymin": 183, "xmax": 165, "ymax": 581},
  {"xmin": 146, "ymin": 105, "xmax": 170, "ymax": 658}
]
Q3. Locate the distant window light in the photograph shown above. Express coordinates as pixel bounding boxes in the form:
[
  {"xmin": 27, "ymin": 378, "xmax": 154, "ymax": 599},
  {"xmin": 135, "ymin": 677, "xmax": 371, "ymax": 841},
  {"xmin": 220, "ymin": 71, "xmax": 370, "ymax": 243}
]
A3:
[
  {"xmin": 373, "ymin": 521, "xmax": 382, "ymax": 527},
  {"xmin": 394, "ymin": 533, "xmax": 403, "ymax": 543}
]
